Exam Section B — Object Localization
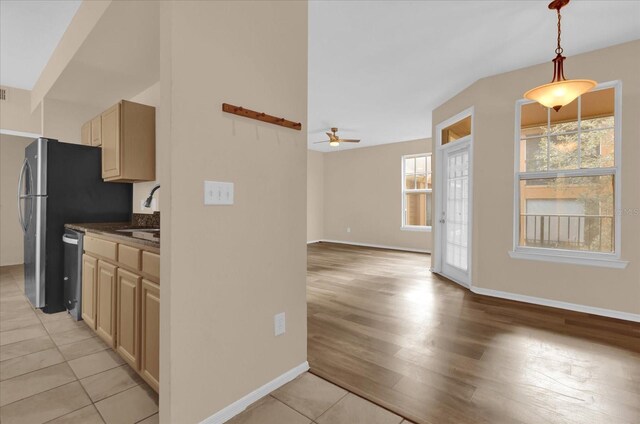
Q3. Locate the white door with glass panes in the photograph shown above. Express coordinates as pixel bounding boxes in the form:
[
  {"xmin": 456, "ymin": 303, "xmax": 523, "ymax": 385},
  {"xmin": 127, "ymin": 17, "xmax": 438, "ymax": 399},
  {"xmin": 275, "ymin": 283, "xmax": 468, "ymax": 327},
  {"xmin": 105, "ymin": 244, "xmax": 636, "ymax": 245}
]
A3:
[
  {"xmin": 441, "ymin": 142, "xmax": 471, "ymax": 283},
  {"xmin": 435, "ymin": 109, "xmax": 473, "ymax": 286}
]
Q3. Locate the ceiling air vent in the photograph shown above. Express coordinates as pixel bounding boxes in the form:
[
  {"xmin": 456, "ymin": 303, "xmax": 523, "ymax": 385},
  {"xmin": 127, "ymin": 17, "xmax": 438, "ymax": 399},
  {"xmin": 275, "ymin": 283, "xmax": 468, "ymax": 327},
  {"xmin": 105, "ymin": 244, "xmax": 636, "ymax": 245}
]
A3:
[{"xmin": 0, "ymin": 88, "xmax": 6, "ymax": 101}]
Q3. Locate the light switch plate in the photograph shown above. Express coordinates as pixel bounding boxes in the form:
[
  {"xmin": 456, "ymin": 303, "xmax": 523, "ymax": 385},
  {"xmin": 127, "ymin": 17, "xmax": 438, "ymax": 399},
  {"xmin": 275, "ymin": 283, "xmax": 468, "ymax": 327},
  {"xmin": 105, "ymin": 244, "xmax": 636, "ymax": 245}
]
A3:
[
  {"xmin": 274, "ymin": 312, "xmax": 286, "ymax": 336},
  {"xmin": 204, "ymin": 181, "xmax": 234, "ymax": 205}
]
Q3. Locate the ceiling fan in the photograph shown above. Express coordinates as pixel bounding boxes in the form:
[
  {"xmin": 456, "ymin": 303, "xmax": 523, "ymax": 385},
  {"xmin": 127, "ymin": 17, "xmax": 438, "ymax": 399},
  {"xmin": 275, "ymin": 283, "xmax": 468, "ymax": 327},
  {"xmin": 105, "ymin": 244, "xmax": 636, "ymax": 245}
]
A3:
[{"xmin": 314, "ymin": 127, "xmax": 360, "ymax": 147}]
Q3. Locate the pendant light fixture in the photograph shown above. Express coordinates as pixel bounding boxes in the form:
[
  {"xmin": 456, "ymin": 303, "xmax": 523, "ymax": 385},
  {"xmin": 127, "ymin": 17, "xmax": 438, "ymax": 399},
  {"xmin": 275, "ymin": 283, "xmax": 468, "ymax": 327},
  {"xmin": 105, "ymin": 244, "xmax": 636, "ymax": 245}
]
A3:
[{"xmin": 524, "ymin": 0, "xmax": 596, "ymax": 111}]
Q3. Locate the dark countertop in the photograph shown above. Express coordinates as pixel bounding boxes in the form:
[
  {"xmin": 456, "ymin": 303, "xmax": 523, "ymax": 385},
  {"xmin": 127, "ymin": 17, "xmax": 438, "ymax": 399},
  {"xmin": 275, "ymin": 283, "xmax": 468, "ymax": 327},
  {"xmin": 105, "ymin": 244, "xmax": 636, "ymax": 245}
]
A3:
[{"xmin": 65, "ymin": 222, "xmax": 160, "ymax": 249}]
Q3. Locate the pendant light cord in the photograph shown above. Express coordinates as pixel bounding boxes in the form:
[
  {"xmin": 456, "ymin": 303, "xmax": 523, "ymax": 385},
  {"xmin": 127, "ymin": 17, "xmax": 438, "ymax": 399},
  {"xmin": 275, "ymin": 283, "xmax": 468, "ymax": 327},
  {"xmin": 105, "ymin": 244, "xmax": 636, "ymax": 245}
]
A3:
[{"xmin": 556, "ymin": 8, "xmax": 563, "ymax": 55}]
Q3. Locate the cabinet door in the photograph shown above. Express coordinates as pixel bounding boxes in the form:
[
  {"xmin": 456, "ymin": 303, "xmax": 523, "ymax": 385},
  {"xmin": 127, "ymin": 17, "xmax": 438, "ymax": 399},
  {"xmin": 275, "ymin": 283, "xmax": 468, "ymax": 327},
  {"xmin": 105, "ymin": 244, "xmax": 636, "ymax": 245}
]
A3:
[
  {"xmin": 141, "ymin": 279, "xmax": 160, "ymax": 391},
  {"xmin": 96, "ymin": 260, "xmax": 117, "ymax": 347},
  {"xmin": 117, "ymin": 268, "xmax": 141, "ymax": 369},
  {"xmin": 91, "ymin": 115, "xmax": 102, "ymax": 147},
  {"xmin": 81, "ymin": 121, "xmax": 91, "ymax": 146},
  {"xmin": 101, "ymin": 103, "xmax": 121, "ymax": 178},
  {"xmin": 81, "ymin": 254, "xmax": 98, "ymax": 329}
]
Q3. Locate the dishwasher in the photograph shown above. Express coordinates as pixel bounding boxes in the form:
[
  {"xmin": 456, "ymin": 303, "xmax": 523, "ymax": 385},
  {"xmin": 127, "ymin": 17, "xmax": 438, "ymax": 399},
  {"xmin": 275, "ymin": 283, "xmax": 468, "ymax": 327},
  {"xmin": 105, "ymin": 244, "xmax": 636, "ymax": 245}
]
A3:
[{"xmin": 62, "ymin": 229, "xmax": 84, "ymax": 320}]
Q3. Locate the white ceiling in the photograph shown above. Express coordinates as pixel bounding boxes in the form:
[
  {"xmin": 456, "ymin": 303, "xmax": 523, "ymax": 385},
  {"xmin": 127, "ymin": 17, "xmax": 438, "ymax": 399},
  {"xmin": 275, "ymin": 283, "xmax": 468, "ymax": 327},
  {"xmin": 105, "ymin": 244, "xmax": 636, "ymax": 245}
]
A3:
[
  {"xmin": 308, "ymin": 1, "xmax": 640, "ymax": 151},
  {"xmin": 1, "ymin": 1, "xmax": 638, "ymax": 150},
  {"xmin": 45, "ymin": 1, "xmax": 160, "ymax": 110},
  {"xmin": 0, "ymin": 0, "xmax": 81, "ymax": 90}
]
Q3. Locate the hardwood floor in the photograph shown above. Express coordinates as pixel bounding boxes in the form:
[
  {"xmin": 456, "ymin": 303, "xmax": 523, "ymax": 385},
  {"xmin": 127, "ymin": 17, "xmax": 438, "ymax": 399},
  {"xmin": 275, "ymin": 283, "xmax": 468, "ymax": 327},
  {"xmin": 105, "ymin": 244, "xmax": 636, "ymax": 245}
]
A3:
[{"xmin": 307, "ymin": 242, "xmax": 640, "ymax": 424}]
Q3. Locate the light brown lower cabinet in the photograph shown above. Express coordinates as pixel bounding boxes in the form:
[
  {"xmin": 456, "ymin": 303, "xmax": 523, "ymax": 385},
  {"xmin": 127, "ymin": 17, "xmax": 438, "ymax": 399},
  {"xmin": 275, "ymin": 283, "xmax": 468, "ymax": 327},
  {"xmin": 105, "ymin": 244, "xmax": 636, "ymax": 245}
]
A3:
[
  {"xmin": 96, "ymin": 260, "xmax": 117, "ymax": 348},
  {"xmin": 116, "ymin": 268, "xmax": 141, "ymax": 369},
  {"xmin": 81, "ymin": 254, "xmax": 97, "ymax": 329},
  {"xmin": 141, "ymin": 279, "xmax": 160, "ymax": 391},
  {"xmin": 81, "ymin": 235, "xmax": 160, "ymax": 392}
]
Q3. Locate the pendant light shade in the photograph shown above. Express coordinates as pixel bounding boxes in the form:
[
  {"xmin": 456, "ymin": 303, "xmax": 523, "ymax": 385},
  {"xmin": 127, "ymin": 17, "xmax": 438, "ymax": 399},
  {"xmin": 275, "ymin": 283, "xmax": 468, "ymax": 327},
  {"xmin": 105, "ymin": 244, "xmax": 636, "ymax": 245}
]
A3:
[
  {"xmin": 524, "ymin": 0, "xmax": 596, "ymax": 111},
  {"xmin": 524, "ymin": 79, "xmax": 596, "ymax": 112}
]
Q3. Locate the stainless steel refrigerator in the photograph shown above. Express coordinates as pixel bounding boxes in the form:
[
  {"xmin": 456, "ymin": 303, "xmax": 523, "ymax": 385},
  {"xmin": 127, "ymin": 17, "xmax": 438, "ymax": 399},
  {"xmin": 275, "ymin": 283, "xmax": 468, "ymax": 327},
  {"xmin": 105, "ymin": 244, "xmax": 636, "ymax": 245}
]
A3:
[{"xmin": 18, "ymin": 138, "xmax": 132, "ymax": 313}]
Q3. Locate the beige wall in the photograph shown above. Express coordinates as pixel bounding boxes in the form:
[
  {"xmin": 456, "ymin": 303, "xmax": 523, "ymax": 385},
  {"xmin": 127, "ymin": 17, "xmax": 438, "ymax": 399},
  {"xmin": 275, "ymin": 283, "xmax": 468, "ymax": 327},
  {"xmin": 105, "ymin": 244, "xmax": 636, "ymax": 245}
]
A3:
[
  {"xmin": 322, "ymin": 138, "xmax": 432, "ymax": 252},
  {"xmin": 0, "ymin": 86, "xmax": 41, "ymax": 135},
  {"xmin": 30, "ymin": 0, "xmax": 111, "ymax": 110},
  {"xmin": 307, "ymin": 150, "xmax": 324, "ymax": 242},
  {"xmin": 129, "ymin": 82, "xmax": 160, "ymax": 214},
  {"xmin": 41, "ymin": 98, "xmax": 102, "ymax": 145},
  {"xmin": 0, "ymin": 134, "xmax": 33, "ymax": 266},
  {"xmin": 432, "ymin": 40, "xmax": 640, "ymax": 315},
  {"xmin": 159, "ymin": 2, "xmax": 308, "ymax": 422}
]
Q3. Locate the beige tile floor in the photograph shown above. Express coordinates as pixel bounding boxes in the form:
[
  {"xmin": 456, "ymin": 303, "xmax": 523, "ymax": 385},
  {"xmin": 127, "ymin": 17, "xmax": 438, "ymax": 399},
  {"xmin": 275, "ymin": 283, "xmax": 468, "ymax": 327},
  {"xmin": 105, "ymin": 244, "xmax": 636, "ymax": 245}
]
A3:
[
  {"xmin": 228, "ymin": 372, "xmax": 414, "ymax": 424},
  {"xmin": 1, "ymin": 264, "xmax": 414, "ymax": 424},
  {"xmin": 0, "ymin": 265, "xmax": 158, "ymax": 424}
]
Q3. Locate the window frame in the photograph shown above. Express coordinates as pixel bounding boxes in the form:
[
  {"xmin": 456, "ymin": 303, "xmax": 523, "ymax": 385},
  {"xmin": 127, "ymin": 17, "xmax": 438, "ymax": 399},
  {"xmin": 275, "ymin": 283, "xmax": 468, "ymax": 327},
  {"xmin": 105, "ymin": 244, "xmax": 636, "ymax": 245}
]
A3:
[
  {"xmin": 509, "ymin": 80, "xmax": 627, "ymax": 269},
  {"xmin": 401, "ymin": 153, "xmax": 432, "ymax": 232}
]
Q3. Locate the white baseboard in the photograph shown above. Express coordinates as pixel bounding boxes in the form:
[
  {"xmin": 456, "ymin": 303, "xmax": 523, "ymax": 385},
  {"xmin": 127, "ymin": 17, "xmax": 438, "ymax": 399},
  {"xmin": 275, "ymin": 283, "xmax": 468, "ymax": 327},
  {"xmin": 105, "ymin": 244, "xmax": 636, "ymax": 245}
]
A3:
[
  {"xmin": 0, "ymin": 261, "xmax": 23, "ymax": 267},
  {"xmin": 470, "ymin": 286, "xmax": 640, "ymax": 323},
  {"xmin": 309, "ymin": 239, "xmax": 431, "ymax": 254},
  {"xmin": 433, "ymin": 271, "xmax": 470, "ymax": 289},
  {"xmin": 200, "ymin": 361, "xmax": 309, "ymax": 424}
]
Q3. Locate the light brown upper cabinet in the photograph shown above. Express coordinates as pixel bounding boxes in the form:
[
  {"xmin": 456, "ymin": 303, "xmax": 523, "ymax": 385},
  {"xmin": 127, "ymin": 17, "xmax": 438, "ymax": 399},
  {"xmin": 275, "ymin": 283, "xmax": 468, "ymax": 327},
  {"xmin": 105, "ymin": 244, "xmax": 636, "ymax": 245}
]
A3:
[
  {"xmin": 81, "ymin": 121, "xmax": 91, "ymax": 146},
  {"xmin": 91, "ymin": 115, "xmax": 102, "ymax": 146},
  {"xmin": 101, "ymin": 104, "xmax": 120, "ymax": 178},
  {"xmin": 101, "ymin": 100, "xmax": 156, "ymax": 182},
  {"xmin": 81, "ymin": 115, "xmax": 103, "ymax": 146}
]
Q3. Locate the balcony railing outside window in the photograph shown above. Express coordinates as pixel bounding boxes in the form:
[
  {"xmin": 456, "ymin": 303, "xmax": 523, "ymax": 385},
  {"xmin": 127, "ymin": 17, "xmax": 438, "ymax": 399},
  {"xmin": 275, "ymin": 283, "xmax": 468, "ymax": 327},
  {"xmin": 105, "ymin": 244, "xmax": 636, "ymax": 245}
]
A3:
[{"xmin": 520, "ymin": 213, "xmax": 614, "ymax": 253}]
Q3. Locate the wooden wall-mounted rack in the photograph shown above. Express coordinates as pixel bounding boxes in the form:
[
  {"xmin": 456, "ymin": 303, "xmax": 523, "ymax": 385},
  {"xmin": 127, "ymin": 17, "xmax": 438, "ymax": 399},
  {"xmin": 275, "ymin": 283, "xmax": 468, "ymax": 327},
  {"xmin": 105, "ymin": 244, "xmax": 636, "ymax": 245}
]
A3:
[{"xmin": 222, "ymin": 103, "xmax": 302, "ymax": 131}]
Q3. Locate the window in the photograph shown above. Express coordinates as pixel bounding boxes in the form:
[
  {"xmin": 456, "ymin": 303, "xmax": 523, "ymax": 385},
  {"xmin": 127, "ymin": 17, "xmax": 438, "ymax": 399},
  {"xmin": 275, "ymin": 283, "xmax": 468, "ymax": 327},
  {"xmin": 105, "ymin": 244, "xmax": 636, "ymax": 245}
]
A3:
[
  {"xmin": 441, "ymin": 115, "xmax": 471, "ymax": 145},
  {"xmin": 402, "ymin": 154, "xmax": 432, "ymax": 230},
  {"xmin": 511, "ymin": 82, "xmax": 626, "ymax": 268}
]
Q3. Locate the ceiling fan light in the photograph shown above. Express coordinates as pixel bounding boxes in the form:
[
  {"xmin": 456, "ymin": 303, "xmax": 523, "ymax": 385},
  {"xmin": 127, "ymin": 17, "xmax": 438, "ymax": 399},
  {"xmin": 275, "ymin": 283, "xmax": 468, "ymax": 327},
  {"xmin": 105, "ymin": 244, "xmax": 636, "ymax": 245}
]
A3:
[
  {"xmin": 329, "ymin": 140, "xmax": 340, "ymax": 147},
  {"xmin": 524, "ymin": 79, "xmax": 597, "ymax": 111}
]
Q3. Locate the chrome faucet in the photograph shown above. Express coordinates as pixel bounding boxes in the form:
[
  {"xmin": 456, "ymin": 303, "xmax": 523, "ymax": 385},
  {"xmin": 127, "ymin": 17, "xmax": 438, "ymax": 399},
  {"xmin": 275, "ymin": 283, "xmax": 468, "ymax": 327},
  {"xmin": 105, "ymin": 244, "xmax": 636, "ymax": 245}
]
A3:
[{"xmin": 144, "ymin": 184, "xmax": 160, "ymax": 208}]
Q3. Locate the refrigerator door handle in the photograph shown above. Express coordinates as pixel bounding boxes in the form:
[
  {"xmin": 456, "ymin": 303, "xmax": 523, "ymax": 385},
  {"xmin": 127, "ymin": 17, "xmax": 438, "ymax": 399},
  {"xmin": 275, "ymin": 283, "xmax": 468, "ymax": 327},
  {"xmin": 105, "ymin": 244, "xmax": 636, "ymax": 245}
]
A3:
[
  {"xmin": 17, "ymin": 158, "xmax": 29, "ymax": 234},
  {"xmin": 62, "ymin": 235, "xmax": 78, "ymax": 245}
]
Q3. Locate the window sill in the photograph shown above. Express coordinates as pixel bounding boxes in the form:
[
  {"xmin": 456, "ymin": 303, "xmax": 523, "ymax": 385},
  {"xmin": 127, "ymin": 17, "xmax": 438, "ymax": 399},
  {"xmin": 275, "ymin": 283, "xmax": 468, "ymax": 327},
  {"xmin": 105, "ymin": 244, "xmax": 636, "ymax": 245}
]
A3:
[
  {"xmin": 508, "ymin": 249, "xmax": 629, "ymax": 269},
  {"xmin": 401, "ymin": 226, "xmax": 432, "ymax": 232}
]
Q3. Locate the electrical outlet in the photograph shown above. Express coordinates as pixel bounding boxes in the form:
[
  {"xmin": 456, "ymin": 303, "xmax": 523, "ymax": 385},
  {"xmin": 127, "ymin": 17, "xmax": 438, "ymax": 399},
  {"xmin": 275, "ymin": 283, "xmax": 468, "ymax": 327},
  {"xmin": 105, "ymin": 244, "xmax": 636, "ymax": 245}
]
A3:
[
  {"xmin": 347, "ymin": 227, "xmax": 351, "ymax": 233},
  {"xmin": 274, "ymin": 312, "xmax": 286, "ymax": 336},
  {"xmin": 204, "ymin": 181, "xmax": 234, "ymax": 205}
]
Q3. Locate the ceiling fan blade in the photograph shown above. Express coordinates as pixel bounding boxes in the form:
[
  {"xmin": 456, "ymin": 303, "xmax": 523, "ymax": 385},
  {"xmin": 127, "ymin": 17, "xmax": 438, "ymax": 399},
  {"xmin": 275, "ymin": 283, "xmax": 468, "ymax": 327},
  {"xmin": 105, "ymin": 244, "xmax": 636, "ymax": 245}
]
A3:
[
  {"xmin": 313, "ymin": 140, "xmax": 331, "ymax": 144},
  {"xmin": 326, "ymin": 132, "xmax": 337, "ymax": 141},
  {"xmin": 339, "ymin": 139, "xmax": 360, "ymax": 143}
]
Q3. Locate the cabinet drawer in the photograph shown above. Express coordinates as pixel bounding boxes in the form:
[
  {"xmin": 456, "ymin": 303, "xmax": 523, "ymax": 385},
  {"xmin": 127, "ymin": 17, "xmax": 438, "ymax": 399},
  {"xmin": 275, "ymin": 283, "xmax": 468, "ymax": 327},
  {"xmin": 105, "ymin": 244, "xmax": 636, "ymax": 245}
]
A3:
[
  {"xmin": 141, "ymin": 251, "xmax": 160, "ymax": 280},
  {"xmin": 118, "ymin": 244, "xmax": 141, "ymax": 270},
  {"xmin": 84, "ymin": 236, "xmax": 117, "ymax": 261}
]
